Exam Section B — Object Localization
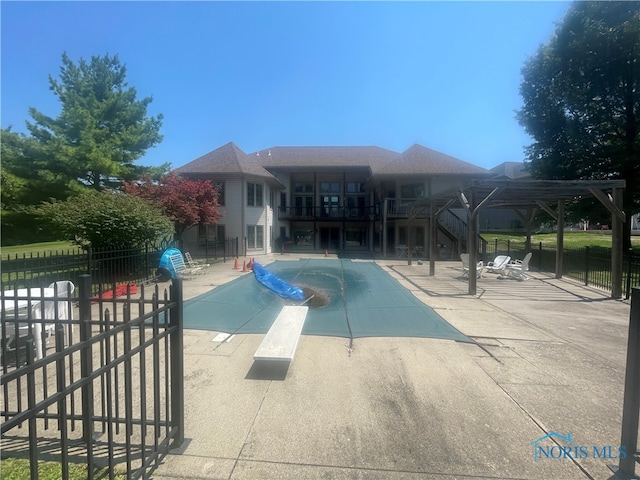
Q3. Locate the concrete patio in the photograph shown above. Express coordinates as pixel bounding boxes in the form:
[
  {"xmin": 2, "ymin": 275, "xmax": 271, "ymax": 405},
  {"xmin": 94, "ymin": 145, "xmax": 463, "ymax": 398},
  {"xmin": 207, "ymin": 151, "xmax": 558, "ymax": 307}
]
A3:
[{"xmin": 151, "ymin": 253, "xmax": 636, "ymax": 480}]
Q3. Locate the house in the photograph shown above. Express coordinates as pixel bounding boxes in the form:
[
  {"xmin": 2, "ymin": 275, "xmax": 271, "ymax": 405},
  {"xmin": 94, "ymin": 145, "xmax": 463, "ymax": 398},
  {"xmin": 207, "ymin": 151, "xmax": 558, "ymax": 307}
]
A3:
[
  {"xmin": 482, "ymin": 161, "xmax": 531, "ymax": 231},
  {"xmin": 174, "ymin": 142, "xmax": 490, "ymax": 258}
]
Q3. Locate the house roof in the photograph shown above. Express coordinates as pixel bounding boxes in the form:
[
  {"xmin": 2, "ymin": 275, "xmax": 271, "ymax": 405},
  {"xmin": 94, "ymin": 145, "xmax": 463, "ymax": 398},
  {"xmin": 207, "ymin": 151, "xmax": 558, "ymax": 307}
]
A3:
[
  {"xmin": 176, "ymin": 143, "xmax": 488, "ymax": 178},
  {"xmin": 489, "ymin": 161, "xmax": 530, "ymax": 179},
  {"xmin": 375, "ymin": 144, "xmax": 488, "ymax": 176},
  {"xmin": 174, "ymin": 142, "xmax": 279, "ymax": 181},
  {"xmin": 253, "ymin": 146, "xmax": 399, "ymax": 174}
]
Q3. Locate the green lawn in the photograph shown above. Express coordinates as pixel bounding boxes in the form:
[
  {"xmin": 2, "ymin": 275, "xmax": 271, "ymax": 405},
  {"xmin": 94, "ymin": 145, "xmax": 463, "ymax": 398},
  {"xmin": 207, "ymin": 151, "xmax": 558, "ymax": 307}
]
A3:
[
  {"xmin": 1, "ymin": 241, "xmax": 77, "ymax": 257},
  {"xmin": 481, "ymin": 231, "xmax": 640, "ymax": 249},
  {"xmin": 2, "ymin": 235, "xmax": 639, "ymax": 256},
  {"xmin": 0, "ymin": 458, "xmax": 126, "ymax": 480}
]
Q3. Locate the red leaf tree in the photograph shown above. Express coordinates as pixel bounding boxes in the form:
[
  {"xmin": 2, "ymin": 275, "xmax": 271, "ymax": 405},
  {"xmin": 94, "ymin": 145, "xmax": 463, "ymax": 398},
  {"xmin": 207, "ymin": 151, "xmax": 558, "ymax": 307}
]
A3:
[{"xmin": 123, "ymin": 174, "xmax": 222, "ymax": 240}]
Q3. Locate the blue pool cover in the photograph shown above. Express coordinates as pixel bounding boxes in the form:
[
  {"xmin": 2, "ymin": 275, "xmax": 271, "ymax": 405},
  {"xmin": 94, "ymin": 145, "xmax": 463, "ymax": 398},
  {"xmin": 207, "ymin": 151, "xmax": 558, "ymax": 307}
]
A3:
[
  {"xmin": 252, "ymin": 261, "xmax": 305, "ymax": 301},
  {"xmin": 182, "ymin": 259, "xmax": 471, "ymax": 342}
]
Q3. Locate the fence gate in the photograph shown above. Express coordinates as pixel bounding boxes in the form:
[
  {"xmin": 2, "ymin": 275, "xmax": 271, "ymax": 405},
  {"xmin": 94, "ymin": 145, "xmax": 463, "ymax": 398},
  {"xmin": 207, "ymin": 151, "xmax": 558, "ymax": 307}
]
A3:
[{"xmin": 0, "ymin": 274, "xmax": 184, "ymax": 479}]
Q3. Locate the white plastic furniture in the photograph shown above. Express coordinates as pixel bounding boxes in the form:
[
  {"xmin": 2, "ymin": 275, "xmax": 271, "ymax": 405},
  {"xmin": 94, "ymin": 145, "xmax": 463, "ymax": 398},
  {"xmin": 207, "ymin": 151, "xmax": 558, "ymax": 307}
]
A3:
[
  {"xmin": 486, "ymin": 255, "xmax": 512, "ymax": 274},
  {"xmin": 503, "ymin": 252, "xmax": 533, "ymax": 281},
  {"xmin": 460, "ymin": 253, "xmax": 484, "ymax": 278}
]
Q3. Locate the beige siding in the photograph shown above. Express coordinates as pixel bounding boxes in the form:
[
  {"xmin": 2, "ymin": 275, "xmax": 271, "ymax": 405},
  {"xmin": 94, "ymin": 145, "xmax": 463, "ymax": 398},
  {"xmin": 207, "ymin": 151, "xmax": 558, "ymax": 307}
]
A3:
[{"xmin": 219, "ymin": 179, "xmax": 244, "ymax": 240}]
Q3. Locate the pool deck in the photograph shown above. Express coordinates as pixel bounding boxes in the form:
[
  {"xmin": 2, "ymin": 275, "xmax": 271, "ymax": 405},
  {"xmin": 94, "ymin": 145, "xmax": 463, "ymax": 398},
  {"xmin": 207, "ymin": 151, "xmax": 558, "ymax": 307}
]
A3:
[{"xmin": 152, "ymin": 253, "xmax": 635, "ymax": 480}]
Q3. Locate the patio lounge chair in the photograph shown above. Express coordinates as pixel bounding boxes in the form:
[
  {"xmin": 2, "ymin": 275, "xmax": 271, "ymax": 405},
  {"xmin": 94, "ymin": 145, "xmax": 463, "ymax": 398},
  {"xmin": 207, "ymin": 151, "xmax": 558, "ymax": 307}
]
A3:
[
  {"xmin": 485, "ymin": 255, "xmax": 511, "ymax": 274},
  {"xmin": 460, "ymin": 253, "xmax": 484, "ymax": 278},
  {"xmin": 502, "ymin": 252, "xmax": 533, "ymax": 281},
  {"xmin": 185, "ymin": 252, "xmax": 210, "ymax": 269}
]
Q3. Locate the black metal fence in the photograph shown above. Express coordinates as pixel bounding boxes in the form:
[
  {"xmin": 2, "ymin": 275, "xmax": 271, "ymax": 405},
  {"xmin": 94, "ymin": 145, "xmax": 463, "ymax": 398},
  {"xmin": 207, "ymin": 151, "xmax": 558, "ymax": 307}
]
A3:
[
  {"xmin": 0, "ymin": 274, "xmax": 184, "ymax": 479},
  {"xmin": 1, "ymin": 238, "xmax": 239, "ymax": 293},
  {"xmin": 483, "ymin": 238, "xmax": 640, "ymax": 299},
  {"xmin": 199, "ymin": 236, "xmax": 239, "ymax": 260},
  {"xmin": 1, "ymin": 246, "xmax": 165, "ymax": 293}
]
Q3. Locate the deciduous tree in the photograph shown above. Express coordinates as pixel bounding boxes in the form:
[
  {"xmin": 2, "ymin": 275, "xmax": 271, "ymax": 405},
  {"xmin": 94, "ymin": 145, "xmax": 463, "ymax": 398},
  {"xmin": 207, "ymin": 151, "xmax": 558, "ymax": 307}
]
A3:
[
  {"xmin": 123, "ymin": 174, "xmax": 222, "ymax": 240},
  {"xmin": 517, "ymin": 1, "xmax": 640, "ymax": 248}
]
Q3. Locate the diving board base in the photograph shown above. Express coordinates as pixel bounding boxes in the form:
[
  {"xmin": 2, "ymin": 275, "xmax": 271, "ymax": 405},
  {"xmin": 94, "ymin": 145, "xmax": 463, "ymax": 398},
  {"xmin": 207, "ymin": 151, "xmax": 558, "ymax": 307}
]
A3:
[{"xmin": 253, "ymin": 306, "xmax": 309, "ymax": 362}]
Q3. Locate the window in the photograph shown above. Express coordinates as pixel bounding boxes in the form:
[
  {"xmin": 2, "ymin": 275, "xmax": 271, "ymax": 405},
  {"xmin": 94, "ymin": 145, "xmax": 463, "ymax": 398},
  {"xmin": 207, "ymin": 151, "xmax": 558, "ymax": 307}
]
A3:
[
  {"xmin": 247, "ymin": 182, "xmax": 263, "ymax": 207},
  {"xmin": 294, "ymin": 229, "xmax": 314, "ymax": 246},
  {"xmin": 294, "ymin": 182, "xmax": 314, "ymax": 193},
  {"xmin": 214, "ymin": 181, "xmax": 225, "ymax": 206},
  {"xmin": 199, "ymin": 224, "xmax": 225, "ymax": 244},
  {"xmin": 347, "ymin": 182, "xmax": 365, "ymax": 193},
  {"xmin": 321, "ymin": 195, "xmax": 340, "ymax": 216},
  {"xmin": 320, "ymin": 182, "xmax": 340, "ymax": 193},
  {"xmin": 294, "ymin": 195, "xmax": 314, "ymax": 217},
  {"xmin": 400, "ymin": 183, "xmax": 425, "ymax": 199},
  {"xmin": 247, "ymin": 225, "xmax": 264, "ymax": 249}
]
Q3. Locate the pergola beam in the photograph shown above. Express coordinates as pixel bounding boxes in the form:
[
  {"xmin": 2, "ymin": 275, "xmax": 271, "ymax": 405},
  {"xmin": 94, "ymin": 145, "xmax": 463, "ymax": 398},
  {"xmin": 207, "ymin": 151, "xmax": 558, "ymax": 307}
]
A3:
[{"xmin": 411, "ymin": 179, "xmax": 626, "ymax": 298}]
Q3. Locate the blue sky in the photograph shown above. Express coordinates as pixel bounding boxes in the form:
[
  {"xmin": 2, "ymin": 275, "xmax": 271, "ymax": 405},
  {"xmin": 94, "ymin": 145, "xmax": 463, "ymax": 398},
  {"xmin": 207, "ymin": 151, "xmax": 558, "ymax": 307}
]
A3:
[{"xmin": 1, "ymin": 1, "xmax": 571, "ymax": 171}]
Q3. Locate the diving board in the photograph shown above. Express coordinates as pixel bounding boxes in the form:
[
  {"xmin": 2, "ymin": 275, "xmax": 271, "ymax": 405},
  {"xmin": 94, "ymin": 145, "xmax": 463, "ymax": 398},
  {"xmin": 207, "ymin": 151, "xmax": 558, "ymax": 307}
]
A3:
[{"xmin": 254, "ymin": 305, "xmax": 309, "ymax": 362}]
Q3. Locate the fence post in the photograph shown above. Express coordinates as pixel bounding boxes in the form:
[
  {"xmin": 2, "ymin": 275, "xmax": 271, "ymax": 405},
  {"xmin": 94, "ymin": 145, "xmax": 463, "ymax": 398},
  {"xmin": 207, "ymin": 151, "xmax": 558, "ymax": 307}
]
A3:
[
  {"xmin": 538, "ymin": 242, "xmax": 542, "ymax": 271},
  {"xmin": 170, "ymin": 277, "xmax": 184, "ymax": 449},
  {"xmin": 87, "ymin": 245, "xmax": 93, "ymax": 277},
  {"xmin": 78, "ymin": 274, "xmax": 95, "ymax": 474},
  {"xmin": 25, "ymin": 336, "xmax": 39, "ymax": 476},
  {"xmin": 585, "ymin": 246, "xmax": 590, "ymax": 287},
  {"xmin": 617, "ymin": 287, "xmax": 640, "ymax": 478},
  {"xmin": 625, "ymin": 249, "xmax": 634, "ymax": 300},
  {"xmin": 55, "ymin": 324, "xmax": 69, "ymax": 478}
]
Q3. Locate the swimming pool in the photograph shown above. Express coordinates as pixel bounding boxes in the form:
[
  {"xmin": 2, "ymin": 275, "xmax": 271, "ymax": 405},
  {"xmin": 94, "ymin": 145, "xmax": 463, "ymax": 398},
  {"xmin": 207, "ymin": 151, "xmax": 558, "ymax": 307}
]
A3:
[{"xmin": 182, "ymin": 259, "xmax": 471, "ymax": 343}]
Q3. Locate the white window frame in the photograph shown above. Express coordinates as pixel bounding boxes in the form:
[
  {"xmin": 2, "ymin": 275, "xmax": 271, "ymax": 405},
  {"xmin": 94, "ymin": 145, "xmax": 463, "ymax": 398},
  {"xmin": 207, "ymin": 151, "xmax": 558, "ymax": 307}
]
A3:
[
  {"xmin": 247, "ymin": 225, "xmax": 264, "ymax": 249},
  {"xmin": 247, "ymin": 182, "xmax": 263, "ymax": 207}
]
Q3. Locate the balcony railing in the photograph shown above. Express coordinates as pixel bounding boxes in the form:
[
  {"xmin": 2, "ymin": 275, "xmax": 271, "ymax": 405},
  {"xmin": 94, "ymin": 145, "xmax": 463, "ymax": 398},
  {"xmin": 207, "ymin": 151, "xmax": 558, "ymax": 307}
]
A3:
[
  {"xmin": 278, "ymin": 205, "xmax": 380, "ymax": 221},
  {"xmin": 278, "ymin": 200, "xmax": 431, "ymax": 222}
]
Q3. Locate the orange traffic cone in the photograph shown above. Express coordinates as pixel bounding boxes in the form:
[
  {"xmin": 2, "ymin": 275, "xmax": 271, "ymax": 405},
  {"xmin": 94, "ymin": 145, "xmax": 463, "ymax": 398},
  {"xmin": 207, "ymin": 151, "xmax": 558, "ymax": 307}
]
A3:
[
  {"xmin": 233, "ymin": 257, "xmax": 240, "ymax": 270},
  {"xmin": 248, "ymin": 257, "xmax": 254, "ymax": 270},
  {"xmin": 242, "ymin": 260, "xmax": 250, "ymax": 272}
]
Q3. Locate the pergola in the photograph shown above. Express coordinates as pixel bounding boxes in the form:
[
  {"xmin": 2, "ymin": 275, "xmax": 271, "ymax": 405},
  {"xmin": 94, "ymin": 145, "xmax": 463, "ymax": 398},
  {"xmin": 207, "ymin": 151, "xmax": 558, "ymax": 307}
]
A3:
[{"xmin": 410, "ymin": 179, "xmax": 627, "ymax": 298}]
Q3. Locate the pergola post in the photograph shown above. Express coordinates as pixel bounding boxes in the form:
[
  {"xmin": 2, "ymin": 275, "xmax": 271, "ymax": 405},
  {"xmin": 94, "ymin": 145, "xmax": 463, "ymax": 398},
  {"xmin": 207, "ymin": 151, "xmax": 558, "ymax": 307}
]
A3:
[
  {"xmin": 513, "ymin": 208, "xmax": 538, "ymax": 254},
  {"xmin": 588, "ymin": 186, "xmax": 626, "ymax": 299},
  {"xmin": 468, "ymin": 207, "xmax": 479, "ymax": 295},
  {"xmin": 611, "ymin": 187, "xmax": 624, "ymax": 299},
  {"xmin": 556, "ymin": 201, "xmax": 565, "ymax": 279},
  {"xmin": 382, "ymin": 198, "xmax": 388, "ymax": 259},
  {"xmin": 429, "ymin": 201, "xmax": 436, "ymax": 276}
]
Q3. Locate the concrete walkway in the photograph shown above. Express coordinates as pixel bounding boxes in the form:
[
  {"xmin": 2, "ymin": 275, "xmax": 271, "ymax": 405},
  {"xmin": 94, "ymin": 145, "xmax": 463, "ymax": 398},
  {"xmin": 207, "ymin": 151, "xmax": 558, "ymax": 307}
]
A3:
[{"xmin": 151, "ymin": 254, "xmax": 635, "ymax": 480}]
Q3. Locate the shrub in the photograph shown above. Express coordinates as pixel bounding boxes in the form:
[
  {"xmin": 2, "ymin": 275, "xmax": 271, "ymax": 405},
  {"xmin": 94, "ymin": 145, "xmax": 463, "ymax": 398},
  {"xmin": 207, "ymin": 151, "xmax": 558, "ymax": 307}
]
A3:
[{"xmin": 38, "ymin": 190, "xmax": 174, "ymax": 249}]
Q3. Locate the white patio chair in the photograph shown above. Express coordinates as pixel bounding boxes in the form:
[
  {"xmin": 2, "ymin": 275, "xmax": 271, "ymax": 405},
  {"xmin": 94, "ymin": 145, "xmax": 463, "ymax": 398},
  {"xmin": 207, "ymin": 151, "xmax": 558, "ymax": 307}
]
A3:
[
  {"xmin": 460, "ymin": 253, "xmax": 484, "ymax": 278},
  {"xmin": 36, "ymin": 281, "xmax": 75, "ymax": 346},
  {"xmin": 185, "ymin": 252, "xmax": 209, "ymax": 269},
  {"xmin": 502, "ymin": 252, "xmax": 533, "ymax": 281},
  {"xmin": 485, "ymin": 255, "xmax": 511, "ymax": 274}
]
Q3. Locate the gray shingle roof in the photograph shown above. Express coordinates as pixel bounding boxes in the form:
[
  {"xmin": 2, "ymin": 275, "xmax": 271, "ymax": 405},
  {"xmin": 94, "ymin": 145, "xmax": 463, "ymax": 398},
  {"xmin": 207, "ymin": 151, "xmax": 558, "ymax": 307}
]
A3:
[
  {"xmin": 175, "ymin": 143, "xmax": 488, "ymax": 177},
  {"xmin": 377, "ymin": 144, "xmax": 488, "ymax": 175},
  {"xmin": 174, "ymin": 142, "xmax": 277, "ymax": 179},
  {"xmin": 254, "ymin": 146, "xmax": 398, "ymax": 174}
]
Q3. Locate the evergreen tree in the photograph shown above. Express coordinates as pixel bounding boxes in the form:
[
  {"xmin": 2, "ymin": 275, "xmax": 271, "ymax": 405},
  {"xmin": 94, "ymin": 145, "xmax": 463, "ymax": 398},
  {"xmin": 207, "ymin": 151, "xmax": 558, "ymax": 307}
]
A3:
[{"xmin": 27, "ymin": 52, "xmax": 164, "ymax": 191}]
